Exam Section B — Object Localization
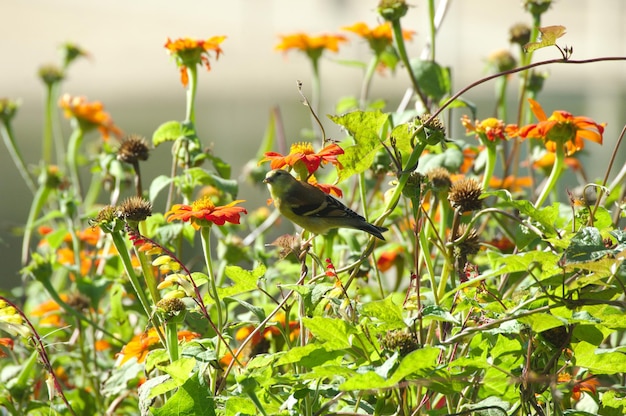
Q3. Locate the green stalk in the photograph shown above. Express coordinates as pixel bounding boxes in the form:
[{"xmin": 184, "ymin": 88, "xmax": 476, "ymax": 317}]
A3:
[
  {"xmin": 390, "ymin": 19, "xmax": 429, "ymax": 110},
  {"xmin": 427, "ymin": 0, "xmax": 437, "ymax": 61},
  {"xmin": 66, "ymin": 126, "xmax": 84, "ymax": 198},
  {"xmin": 165, "ymin": 320, "xmax": 179, "ymax": 363},
  {"xmin": 481, "ymin": 143, "xmax": 497, "ymax": 191},
  {"xmin": 534, "ymin": 144, "xmax": 565, "ymax": 208},
  {"xmin": 21, "ymin": 183, "xmax": 51, "ymax": 265},
  {"xmin": 359, "ymin": 56, "xmax": 380, "ymax": 109},
  {"xmin": 42, "ymin": 83, "xmax": 54, "ymax": 165},
  {"xmin": 200, "ymin": 227, "xmax": 223, "ymax": 334},
  {"xmin": 136, "ymin": 221, "xmax": 161, "ymax": 305},
  {"xmin": 109, "ymin": 231, "xmax": 165, "ymax": 345},
  {"xmin": 0, "ymin": 121, "xmax": 36, "ymax": 194},
  {"xmin": 185, "ymin": 65, "xmax": 198, "ymax": 124}
]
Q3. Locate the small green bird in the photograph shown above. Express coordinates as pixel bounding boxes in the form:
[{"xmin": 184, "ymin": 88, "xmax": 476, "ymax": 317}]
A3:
[{"xmin": 263, "ymin": 169, "xmax": 388, "ymax": 240}]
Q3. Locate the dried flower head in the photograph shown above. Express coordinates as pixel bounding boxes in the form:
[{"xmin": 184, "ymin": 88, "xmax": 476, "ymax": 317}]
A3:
[
  {"xmin": 448, "ymin": 178, "xmax": 483, "ymax": 212},
  {"xmin": 426, "ymin": 167, "xmax": 452, "ymax": 193},
  {"xmin": 487, "ymin": 49, "xmax": 517, "ymax": 73},
  {"xmin": 456, "ymin": 225, "xmax": 481, "ymax": 258},
  {"xmin": 379, "ymin": 330, "xmax": 420, "ymax": 356},
  {"xmin": 117, "ymin": 134, "xmax": 150, "ymax": 164},
  {"xmin": 66, "ymin": 293, "xmax": 91, "ymax": 312},
  {"xmin": 509, "ymin": 23, "xmax": 531, "ymax": 46},
  {"xmin": 156, "ymin": 297, "xmax": 186, "ymax": 320},
  {"xmin": 117, "ymin": 196, "xmax": 152, "ymax": 223}
]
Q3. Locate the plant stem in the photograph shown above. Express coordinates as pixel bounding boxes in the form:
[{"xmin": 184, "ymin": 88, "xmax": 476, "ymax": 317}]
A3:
[
  {"xmin": 185, "ymin": 65, "xmax": 198, "ymax": 124},
  {"xmin": 534, "ymin": 144, "xmax": 565, "ymax": 208},
  {"xmin": 0, "ymin": 121, "xmax": 36, "ymax": 194},
  {"xmin": 390, "ymin": 19, "xmax": 429, "ymax": 110},
  {"xmin": 66, "ymin": 126, "xmax": 84, "ymax": 199}
]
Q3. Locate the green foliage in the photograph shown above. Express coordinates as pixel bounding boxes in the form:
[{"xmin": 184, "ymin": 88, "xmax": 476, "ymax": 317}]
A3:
[{"xmin": 1, "ymin": 3, "xmax": 624, "ymax": 416}]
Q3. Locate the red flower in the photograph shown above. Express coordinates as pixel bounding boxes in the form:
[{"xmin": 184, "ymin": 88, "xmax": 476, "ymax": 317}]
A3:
[
  {"xmin": 461, "ymin": 115, "xmax": 511, "ymax": 142},
  {"xmin": 165, "ymin": 196, "xmax": 247, "ymax": 230},
  {"xmin": 260, "ymin": 142, "xmax": 344, "ymax": 174},
  {"xmin": 518, "ymin": 99, "xmax": 604, "ymax": 156}
]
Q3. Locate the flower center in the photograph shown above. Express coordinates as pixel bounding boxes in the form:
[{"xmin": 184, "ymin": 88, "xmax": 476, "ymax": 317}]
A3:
[
  {"xmin": 191, "ymin": 196, "xmax": 216, "ymax": 212},
  {"xmin": 290, "ymin": 142, "xmax": 314, "ymax": 155}
]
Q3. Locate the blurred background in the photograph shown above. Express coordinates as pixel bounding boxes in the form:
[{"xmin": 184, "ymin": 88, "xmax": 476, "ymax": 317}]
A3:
[{"xmin": 1, "ymin": 0, "xmax": 625, "ymax": 288}]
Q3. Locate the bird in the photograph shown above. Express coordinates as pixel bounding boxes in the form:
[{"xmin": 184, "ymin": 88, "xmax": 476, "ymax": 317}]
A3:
[{"xmin": 263, "ymin": 169, "xmax": 388, "ymax": 240}]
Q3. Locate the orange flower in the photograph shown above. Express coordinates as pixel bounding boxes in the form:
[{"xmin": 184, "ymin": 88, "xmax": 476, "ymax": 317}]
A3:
[
  {"xmin": 164, "ymin": 36, "xmax": 226, "ymax": 87},
  {"xmin": 275, "ymin": 32, "xmax": 347, "ymax": 61},
  {"xmin": 118, "ymin": 328, "xmax": 199, "ymax": 365},
  {"xmin": 557, "ymin": 373, "xmax": 600, "ymax": 401},
  {"xmin": 531, "ymin": 151, "xmax": 582, "ymax": 171},
  {"xmin": 0, "ymin": 337, "xmax": 14, "ymax": 358},
  {"xmin": 58, "ymin": 94, "xmax": 122, "ymax": 140},
  {"xmin": 306, "ymin": 175, "xmax": 343, "ymax": 197},
  {"xmin": 260, "ymin": 142, "xmax": 344, "ymax": 174},
  {"xmin": 488, "ymin": 175, "xmax": 532, "ymax": 192},
  {"xmin": 518, "ymin": 98, "xmax": 604, "ymax": 156},
  {"xmin": 343, "ymin": 22, "xmax": 414, "ymax": 54},
  {"xmin": 165, "ymin": 196, "xmax": 247, "ymax": 230},
  {"xmin": 377, "ymin": 246, "xmax": 403, "ymax": 272},
  {"xmin": 461, "ymin": 115, "xmax": 511, "ymax": 142},
  {"xmin": 31, "ymin": 295, "xmax": 68, "ymax": 327}
]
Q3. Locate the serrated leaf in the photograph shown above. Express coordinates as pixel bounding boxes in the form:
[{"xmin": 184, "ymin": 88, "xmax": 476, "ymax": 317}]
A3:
[
  {"xmin": 152, "ymin": 120, "xmax": 184, "ymax": 146},
  {"xmin": 218, "ymin": 265, "xmax": 265, "ymax": 298},
  {"xmin": 330, "ymin": 110, "xmax": 389, "ymax": 181},
  {"xmin": 561, "ymin": 227, "xmax": 611, "ymax": 265},
  {"xmin": 157, "ymin": 357, "xmax": 196, "ymax": 386},
  {"xmin": 360, "ymin": 297, "xmax": 404, "ymax": 329},
  {"xmin": 151, "ymin": 374, "xmax": 215, "ymax": 416},
  {"xmin": 274, "ymin": 343, "xmax": 343, "ymax": 367},
  {"xmin": 524, "ymin": 25, "xmax": 567, "ymax": 53},
  {"xmin": 302, "ymin": 316, "xmax": 356, "ymax": 349},
  {"xmin": 462, "ymin": 396, "xmax": 511, "ymax": 416},
  {"xmin": 517, "ymin": 313, "xmax": 566, "ymax": 333}
]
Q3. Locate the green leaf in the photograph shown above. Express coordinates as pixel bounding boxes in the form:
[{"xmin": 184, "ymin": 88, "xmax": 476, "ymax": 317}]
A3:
[
  {"xmin": 574, "ymin": 341, "xmax": 626, "ymax": 374},
  {"xmin": 158, "ymin": 357, "xmax": 196, "ymax": 386},
  {"xmin": 518, "ymin": 313, "xmax": 566, "ymax": 333},
  {"xmin": 206, "ymin": 153, "xmax": 231, "ymax": 179},
  {"xmin": 274, "ymin": 343, "xmax": 344, "ymax": 368},
  {"xmin": 330, "ymin": 110, "xmax": 389, "ymax": 181},
  {"xmin": 418, "ymin": 146, "xmax": 464, "ymax": 173},
  {"xmin": 185, "ymin": 167, "xmax": 239, "ymax": 198},
  {"xmin": 524, "ymin": 25, "xmax": 567, "ymax": 53},
  {"xmin": 462, "ymin": 396, "xmax": 511, "ymax": 416},
  {"xmin": 302, "ymin": 316, "xmax": 356, "ymax": 349},
  {"xmin": 601, "ymin": 390, "xmax": 626, "ymax": 416},
  {"xmin": 409, "ymin": 59, "xmax": 451, "ymax": 102},
  {"xmin": 149, "ymin": 175, "xmax": 174, "ymax": 202},
  {"xmin": 421, "ymin": 305, "xmax": 460, "ymax": 324},
  {"xmin": 218, "ymin": 265, "xmax": 265, "ymax": 298},
  {"xmin": 152, "ymin": 120, "xmax": 185, "ymax": 147},
  {"xmin": 360, "ymin": 296, "xmax": 404, "ymax": 329},
  {"xmin": 151, "ymin": 374, "xmax": 215, "ymax": 416}
]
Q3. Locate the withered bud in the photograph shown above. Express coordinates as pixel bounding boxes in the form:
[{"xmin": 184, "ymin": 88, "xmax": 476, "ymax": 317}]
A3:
[
  {"xmin": 378, "ymin": 0, "xmax": 408, "ymax": 21},
  {"xmin": 487, "ymin": 50, "xmax": 517, "ymax": 73},
  {"xmin": 448, "ymin": 178, "xmax": 483, "ymax": 212},
  {"xmin": 509, "ymin": 23, "xmax": 531, "ymax": 46},
  {"xmin": 66, "ymin": 293, "xmax": 91, "ymax": 312},
  {"xmin": 38, "ymin": 65, "xmax": 65, "ymax": 86},
  {"xmin": 117, "ymin": 196, "xmax": 152, "ymax": 223},
  {"xmin": 426, "ymin": 167, "xmax": 452, "ymax": 193},
  {"xmin": 156, "ymin": 297, "xmax": 186, "ymax": 319},
  {"xmin": 456, "ymin": 225, "xmax": 481, "ymax": 257},
  {"xmin": 117, "ymin": 134, "xmax": 150, "ymax": 164}
]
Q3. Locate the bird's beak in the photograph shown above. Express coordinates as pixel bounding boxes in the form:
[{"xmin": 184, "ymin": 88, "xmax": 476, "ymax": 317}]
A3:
[{"xmin": 263, "ymin": 178, "xmax": 269, "ymax": 184}]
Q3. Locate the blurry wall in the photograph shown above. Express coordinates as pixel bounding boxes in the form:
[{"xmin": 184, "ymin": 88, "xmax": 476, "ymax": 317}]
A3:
[{"xmin": 1, "ymin": 0, "xmax": 625, "ymax": 288}]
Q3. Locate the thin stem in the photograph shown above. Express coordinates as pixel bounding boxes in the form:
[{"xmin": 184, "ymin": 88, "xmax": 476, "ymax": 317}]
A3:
[
  {"xmin": 185, "ymin": 65, "xmax": 198, "ymax": 124},
  {"xmin": 359, "ymin": 55, "xmax": 380, "ymax": 109},
  {"xmin": 109, "ymin": 231, "xmax": 165, "ymax": 346},
  {"xmin": 390, "ymin": 19, "xmax": 429, "ymax": 110},
  {"xmin": 66, "ymin": 126, "xmax": 84, "ymax": 199},
  {"xmin": 310, "ymin": 58, "xmax": 322, "ymax": 139},
  {"xmin": 0, "ymin": 121, "xmax": 37, "ymax": 194},
  {"xmin": 481, "ymin": 143, "xmax": 497, "ymax": 191},
  {"xmin": 42, "ymin": 83, "xmax": 54, "ymax": 165},
  {"xmin": 534, "ymin": 144, "xmax": 565, "ymax": 208}
]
